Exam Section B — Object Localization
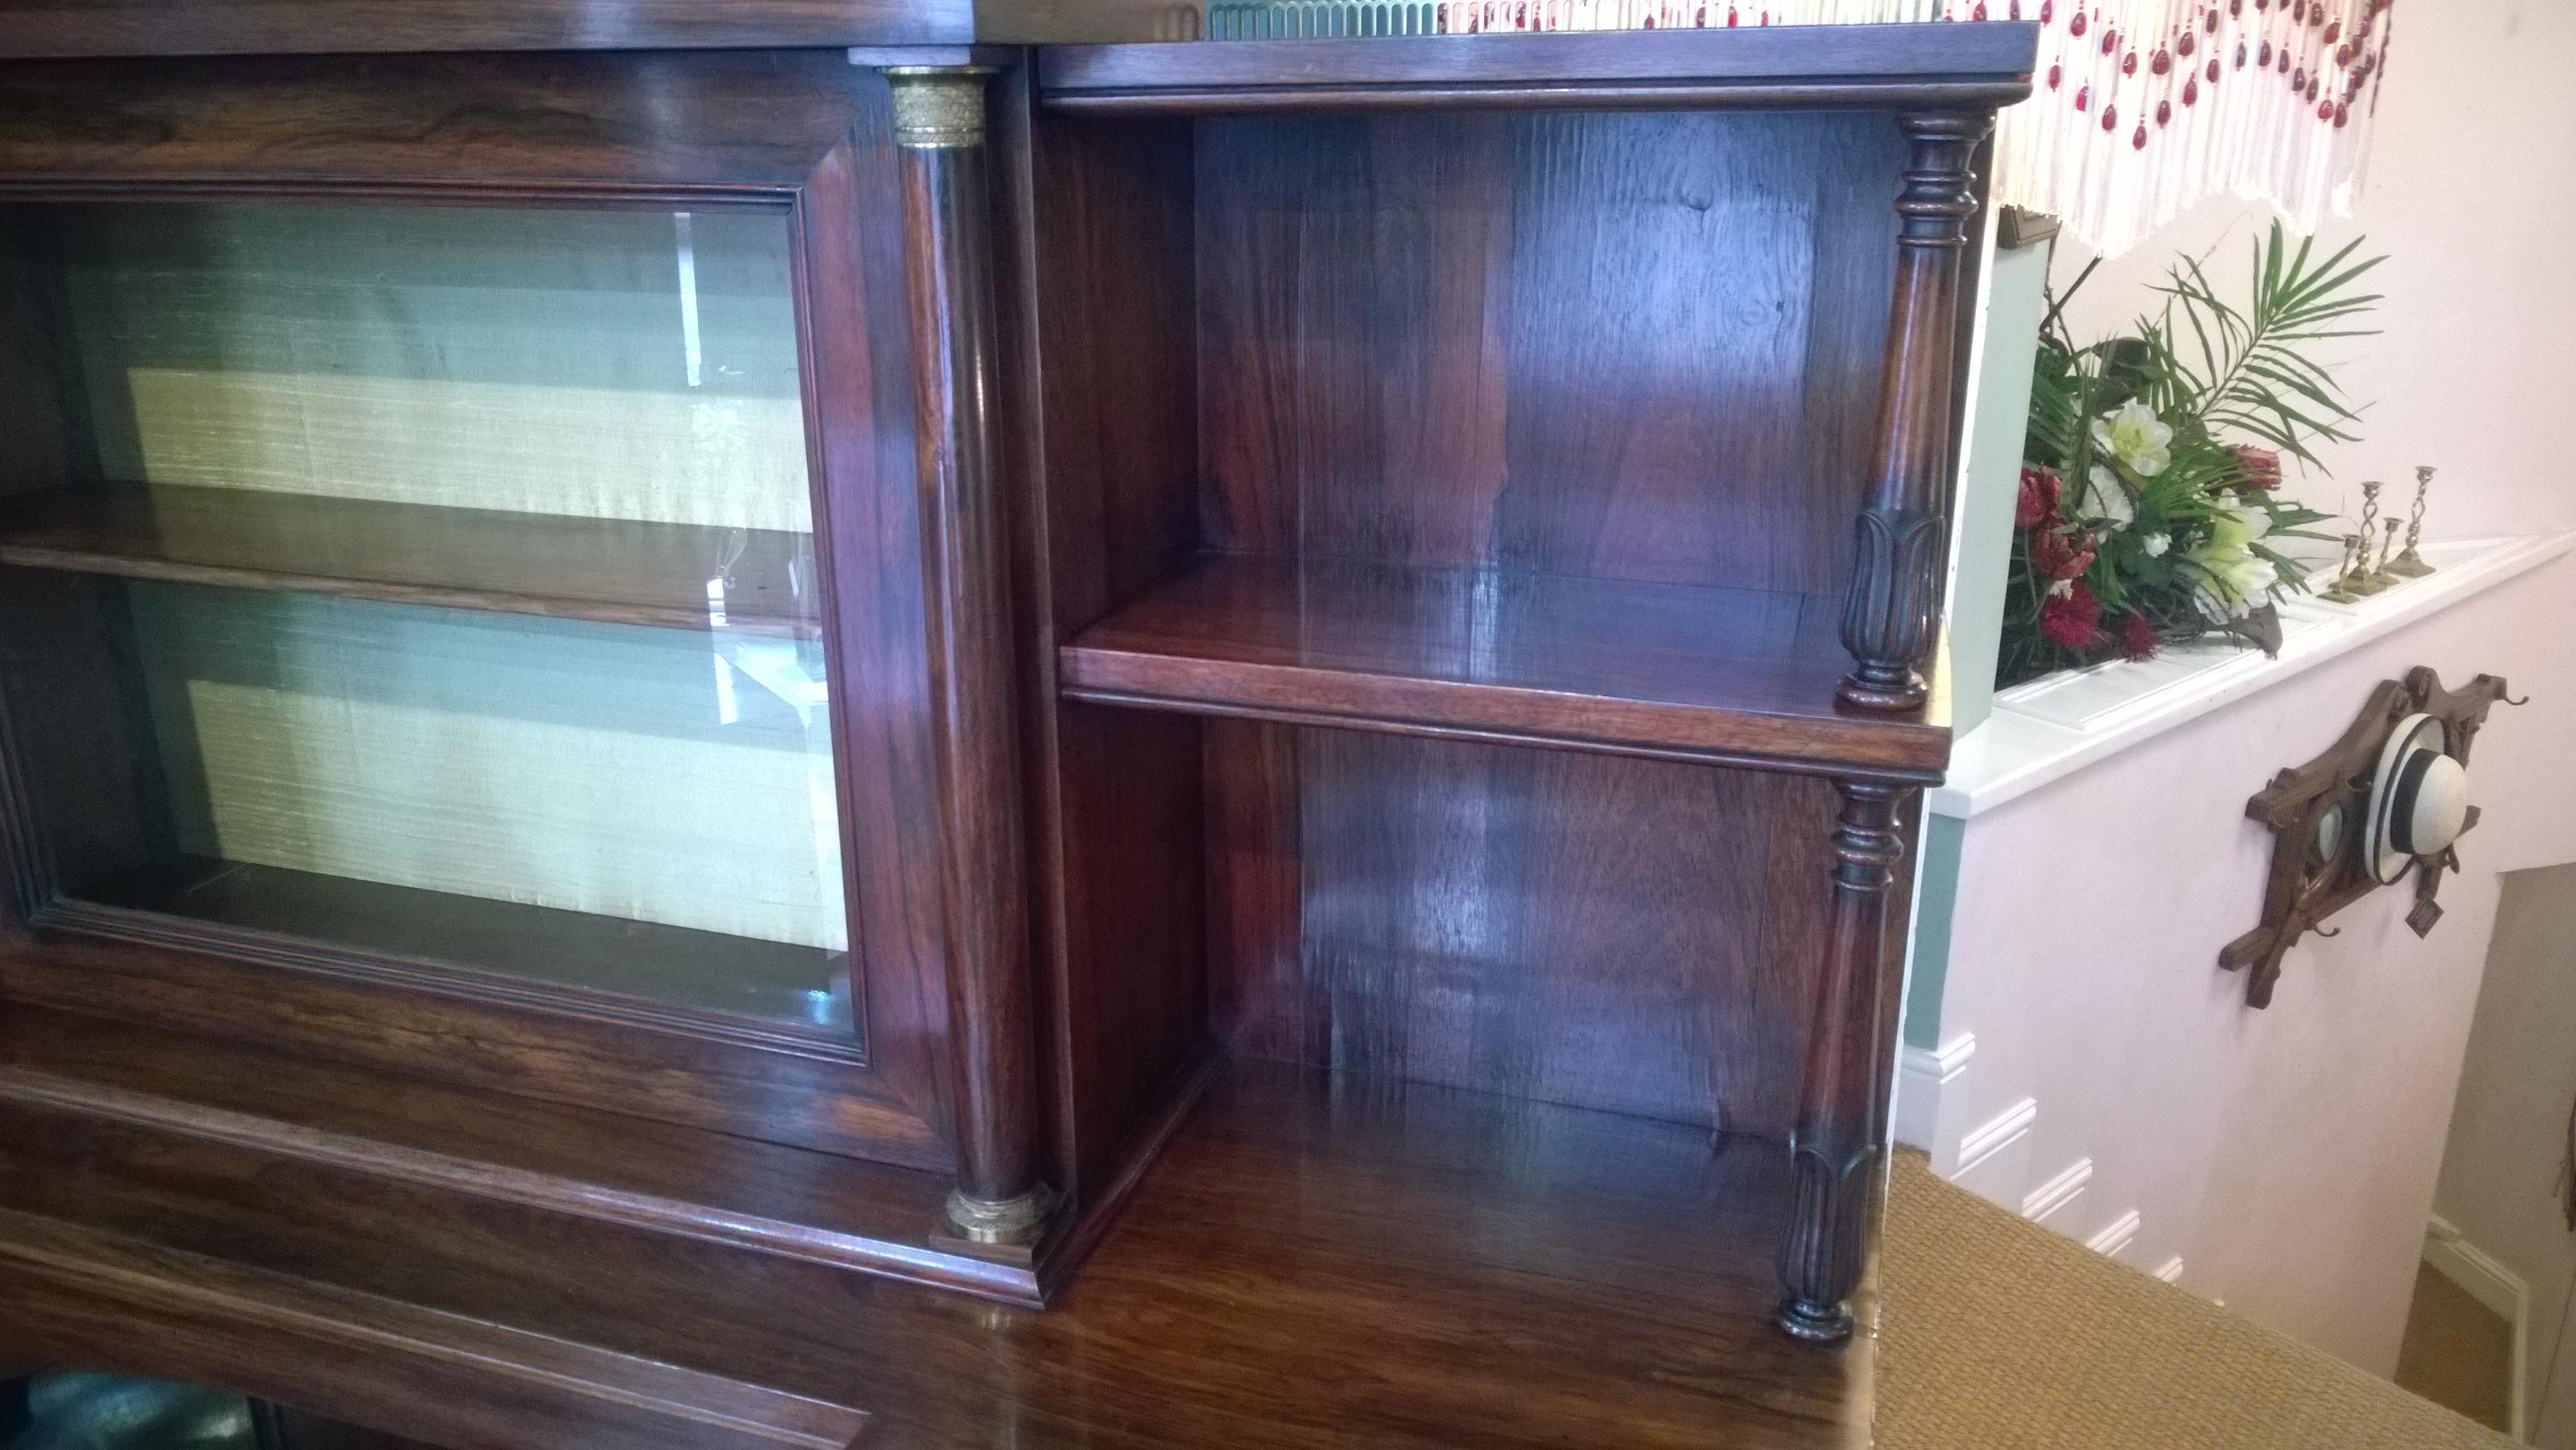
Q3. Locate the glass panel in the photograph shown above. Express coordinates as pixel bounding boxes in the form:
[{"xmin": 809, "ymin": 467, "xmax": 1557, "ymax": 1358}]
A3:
[{"xmin": 0, "ymin": 202, "xmax": 854, "ymax": 1035}]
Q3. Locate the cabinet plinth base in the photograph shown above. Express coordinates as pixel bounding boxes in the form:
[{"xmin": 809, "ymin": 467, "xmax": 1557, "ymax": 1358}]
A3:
[{"xmin": 0, "ymin": 1047, "xmax": 1871, "ymax": 1447}]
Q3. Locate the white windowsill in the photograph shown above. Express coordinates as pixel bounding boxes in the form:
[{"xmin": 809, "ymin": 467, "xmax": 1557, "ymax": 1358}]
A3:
[{"xmin": 1931, "ymin": 532, "xmax": 2576, "ymax": 819}]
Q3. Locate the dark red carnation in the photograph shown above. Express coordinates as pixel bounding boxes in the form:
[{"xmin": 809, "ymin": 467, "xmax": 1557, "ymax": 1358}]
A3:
[
  {"xmin": 2015, "ymin": 465, "xmax": 2063, "ymax": 529},
  {"xmin": 2027, "ymin": 524, "xmax": 2096, "ymax": 581},
  {"xmin": 2039, "ymin": 579, "xmax": 2104, "ymax": 650},
  {"xmin": 2231, "ymin": 444, "xmax": 2284, "ymax": 491},
  {"xmin": 2113, "ymin": 611, "xmax": 2160, "ymax": 662}
]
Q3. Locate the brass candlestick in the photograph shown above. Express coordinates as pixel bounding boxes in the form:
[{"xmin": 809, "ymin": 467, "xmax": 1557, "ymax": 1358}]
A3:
[
  {"xmin": 2346, "ymin": 481, "xmax": 2393, "ymax": 596},
  {"xmin": 2385, "ymin": 465, "xmax": 2435, "ymax": 578},
  {"xmin": 2320, "ymin": 532, "xmax": 2366, "ymax": 603}
]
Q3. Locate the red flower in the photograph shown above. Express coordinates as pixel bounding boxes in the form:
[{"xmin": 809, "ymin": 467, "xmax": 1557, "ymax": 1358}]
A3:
[
  {"xmin": 2231, "ymin": 444, "xmax": 2284, "ymax": 491},
  {"xmin": 2015, "ymin": 466, "xmax": 2063, "ymax": 529},
  {"xmin": 2027, "ymin": 524, "xmax": 2096, "ymax": 581},
  {"xmin": 2039, "ymin": 579, "xmax": 2104, "ymax": 650},
  {"xmin": 2113, "ymin": 612, "xmax": 2160, "ymax": 661}
]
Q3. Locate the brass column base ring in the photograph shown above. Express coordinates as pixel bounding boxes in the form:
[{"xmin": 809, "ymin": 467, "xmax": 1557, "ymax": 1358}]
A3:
[
  {"xmin": 945, "ymin": 1185, "xmax": 1054, "ymax": 1246},
  {"xmin": 883, "ymin": 65, "xmax": 996, "ymax": 150}
]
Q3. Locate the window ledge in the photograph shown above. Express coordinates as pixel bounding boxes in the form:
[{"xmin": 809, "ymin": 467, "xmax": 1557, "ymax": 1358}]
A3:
[{"xmin": 1931, "ymin": 532, "xmax": 2576, "ymax": 819}]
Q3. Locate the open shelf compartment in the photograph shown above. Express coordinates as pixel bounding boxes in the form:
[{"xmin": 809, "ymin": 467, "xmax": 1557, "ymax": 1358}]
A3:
[{"xmin": 1060, "ymin": 552, "xmax": 1948, "ymax": 776}]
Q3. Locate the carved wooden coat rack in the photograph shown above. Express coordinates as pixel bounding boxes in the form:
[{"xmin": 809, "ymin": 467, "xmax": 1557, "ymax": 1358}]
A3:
[{"xmin": 2219, "ymin": 667, "xmax": 2521, "ymax": 1008}]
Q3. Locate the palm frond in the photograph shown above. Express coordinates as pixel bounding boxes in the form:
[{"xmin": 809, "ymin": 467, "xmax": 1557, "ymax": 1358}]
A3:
[{"xmin": 2146, "ymin": 221, "xmax": 2384, "ymax": 471}]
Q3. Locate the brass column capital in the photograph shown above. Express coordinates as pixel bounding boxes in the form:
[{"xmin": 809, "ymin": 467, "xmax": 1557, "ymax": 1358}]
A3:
[{"xmin": 881, "ymin": 65, "xmax": 996, "ymax": 150}]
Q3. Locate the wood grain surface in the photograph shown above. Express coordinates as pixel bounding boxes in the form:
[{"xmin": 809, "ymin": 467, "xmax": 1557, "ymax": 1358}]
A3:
[
  {"xmin": 1012, "ymin": 77, "xmax": 1215, "ymax": 1200},
  {"xmin": 0, "ymin": 51, "xmax": 872, "ymax": 191},
  {"xmin": 0, "ymin": 1054, "xmax": 1871, "ymax": 1448},
  {"xmin": 1041, "ymin": 24, "xmax": 2039, "ymax": 113},
  {"xmin": 1192, "ymin": 108, "xmax": 1904, "ymax": 598},
  {"xmin": 1208, "ymin": 724, "xmax": 1850, "ymax": 1139},
  {"xmin": 0, "ymin": 1206, "xmax": 874, "ymax": 1450},
  {"xmin": 0, "ymin": 1002, "xmax": 1047, "ymax": 1304},
  {"xmin": 1062, "ymin": 554, "xmax": 1948, "ymax": 776},
  {"xmin": 0, "ymin": 0, "xmax": 1200, "ymax": 60}
]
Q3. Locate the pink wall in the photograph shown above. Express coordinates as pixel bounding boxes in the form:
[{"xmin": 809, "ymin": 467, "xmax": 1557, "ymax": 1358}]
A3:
[
  {"xmin": 2048, "ymin": 0, "xmax": 2576, "ymax": 542},
  {"xmin": 1925, "ymin": 0, "xmax": 2576, "ymax": 1375},
  {"xmin": 1936, "ymin": 554, "xmax": 2576, "ymax": 1374}
]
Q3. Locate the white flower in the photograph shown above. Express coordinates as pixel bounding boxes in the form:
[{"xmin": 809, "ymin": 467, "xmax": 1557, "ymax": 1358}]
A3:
[
  {"xmin": 2091, "ymin": 399, "xmax": 2173, "ymax": 478},
  {"xmin": 2206, "ymin": 492, "xmax": 2271, "ymax": 551},
  {"xmin": 2048, "ymin": 577, "xmax": 2075, "ymax": 598},
  {"xmin": 2222, "ymin": 550, "xmax": 2278, "ymax": 599},
  {"xmin": 2081, "ymin": 465, "xmax": 2137, "ymax": 529},
  {"xmin": 2187, "ymin": 542, "xmax": 2279, "ymax": 620},
  {"xmin": 2142, "ymin": 532, "xmax": 2171, "ymax": 557}
]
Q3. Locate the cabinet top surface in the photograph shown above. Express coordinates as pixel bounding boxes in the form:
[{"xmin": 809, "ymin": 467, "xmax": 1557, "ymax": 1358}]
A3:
[
  {"xmin": 0, "ymin": 0, "xmax": 1194, "ymax": 59},
  {"xmin": 0, "ymin": 9, "xmax": 2036, "ymax": 97},
  {"xmin": 1042, "ymin": 22, "xmax": 2039, "ymax": 113}
]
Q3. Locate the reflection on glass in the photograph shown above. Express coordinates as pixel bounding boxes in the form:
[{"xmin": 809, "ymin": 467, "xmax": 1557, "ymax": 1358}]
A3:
[{"xmin": 0, "ymin": 202, "xmax": 852, "ymax": 1034}]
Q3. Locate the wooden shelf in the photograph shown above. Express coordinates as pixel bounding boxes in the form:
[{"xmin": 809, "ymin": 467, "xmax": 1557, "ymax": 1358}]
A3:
[
  {"xmin": 67, "ymin": 856, "xmax": 850, "ymax": 1034},
  {"xmin": 0, "ymin": 482, "xmax": 820, "ymax": 636},
  {"xmin": 1023, "ymin": 1061, "xmax": 1862, "ymax": 1443},
  {"xmin": 1060, "ymin": 554, "xmax": 1947, "ymax": 777},
  {"xmin": 1039, "ymin": 22, "xmax": 2039, "ymax": 115}
]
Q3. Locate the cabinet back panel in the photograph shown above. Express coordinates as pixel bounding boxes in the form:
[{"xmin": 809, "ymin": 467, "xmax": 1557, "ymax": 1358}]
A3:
[
  {"xmin": 1208, "ymin": 721, "xmax": 1853, "ymax": 1138},
  {"xmin": 126, "ymin": 582, "xmax": 846, "ymax": 956},
  {"xmin": 1195, "ymin": 109, "xmax": 1901, "ymax": 594}
]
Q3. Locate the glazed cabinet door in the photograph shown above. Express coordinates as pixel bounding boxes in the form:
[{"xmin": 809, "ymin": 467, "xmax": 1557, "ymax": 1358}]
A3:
[{"xmin": 0, "ymin": 52, "xmax": 961, "ymax": 1169}]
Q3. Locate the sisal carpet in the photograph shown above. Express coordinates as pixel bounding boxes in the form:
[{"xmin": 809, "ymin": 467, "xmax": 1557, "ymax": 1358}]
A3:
[{"xmin": 1878, "ymin": 1151, "xmax": 2514, "ymax": 1450}]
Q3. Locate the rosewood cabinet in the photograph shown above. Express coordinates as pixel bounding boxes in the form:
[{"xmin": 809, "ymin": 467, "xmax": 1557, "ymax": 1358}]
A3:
[
  {"xmin": 0, "ymin": 49, "xmax": 1115, "ymax": 1300},
  {"xmin": 0, "ymin": 14, "xmax": 2033, "ymax": 1449}
]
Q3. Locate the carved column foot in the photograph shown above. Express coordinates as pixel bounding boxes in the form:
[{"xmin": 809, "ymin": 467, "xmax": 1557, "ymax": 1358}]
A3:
[
  {"xmin": 1836, "ymin": 652, "xmax": 1936, "ymax": 715},
  {"xmin": 1778, "ymin": 1300, "xmax": 1856, "ymax": 1346},
  {"xmin": 1778, "ymin": 1140, "xmax": 1877, "ymax": 1343},
  {"xmin": 1776, "ymin": 779, "xmax": 1907, "ymax": 1343}
]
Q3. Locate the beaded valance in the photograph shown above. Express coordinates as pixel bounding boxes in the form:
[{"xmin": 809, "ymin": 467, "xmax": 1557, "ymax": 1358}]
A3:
[{"xmin": 1200, "ymin": 0, "xmax": 2395, "ymax": 257}]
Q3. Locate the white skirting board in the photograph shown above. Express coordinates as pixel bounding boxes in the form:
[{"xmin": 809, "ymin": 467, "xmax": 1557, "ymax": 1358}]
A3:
[
  {"xmin": 2425, "ymin": 1215, "xmax": 2529, "ymax": 1441},
  {"xmin": 1894, "ymin": 1032, "xmax": 1975, "ymax": 1152},
  {"xmin": 2084, "ymin": 1209, "xmax": 2141, "ymax": 1260},
  {"xmin": 2021, "ymin": 1157, "xmax": 2093, "ymax": 1225},
  {"xmin": 1947, "ymin": 1095, "xmax": 2038, "ymax": 1209}
]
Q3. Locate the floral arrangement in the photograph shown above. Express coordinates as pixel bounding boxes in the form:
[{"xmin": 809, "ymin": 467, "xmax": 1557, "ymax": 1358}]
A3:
[{"xmin": 1998, "ymin": 223, "xmax": 2382, "ymax": 689}]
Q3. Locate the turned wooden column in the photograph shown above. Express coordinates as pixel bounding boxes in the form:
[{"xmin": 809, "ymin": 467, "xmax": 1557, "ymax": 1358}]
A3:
[
  {"xmin": 883, "ymin": 63, "xmax": 1052, "ymax": 1246},
  {"xmin": 1778, "ymin": 779, "xmax": 1910, "ymax": 1343},
  {"xmin": 1838, "ymin": 110, "xmax": 1990, "ymax": 713}
]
